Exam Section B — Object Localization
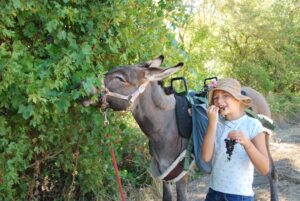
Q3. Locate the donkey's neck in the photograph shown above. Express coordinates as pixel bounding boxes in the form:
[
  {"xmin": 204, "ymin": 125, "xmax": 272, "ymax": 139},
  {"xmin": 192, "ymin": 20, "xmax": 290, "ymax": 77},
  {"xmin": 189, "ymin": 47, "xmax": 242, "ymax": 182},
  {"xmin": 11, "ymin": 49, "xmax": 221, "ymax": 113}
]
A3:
[
  {"xmin": 131, "ymin": 82, "xmax": 176, "ymax": 140},
  {"xmin": 132, "ymin": 82, "xmax": 186, "ymax": 172},
  {"xmin": 151, "ymin": 83, "xmax": 176, "ymax": 110}
]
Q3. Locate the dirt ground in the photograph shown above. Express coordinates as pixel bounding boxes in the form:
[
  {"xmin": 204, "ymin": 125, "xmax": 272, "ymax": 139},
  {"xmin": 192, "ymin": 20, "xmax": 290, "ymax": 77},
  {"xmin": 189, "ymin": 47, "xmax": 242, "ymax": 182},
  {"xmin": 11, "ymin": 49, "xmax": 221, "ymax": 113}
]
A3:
[{"xmin": 130, "ymin": 122, "xmax": 300, "ymax": 201}]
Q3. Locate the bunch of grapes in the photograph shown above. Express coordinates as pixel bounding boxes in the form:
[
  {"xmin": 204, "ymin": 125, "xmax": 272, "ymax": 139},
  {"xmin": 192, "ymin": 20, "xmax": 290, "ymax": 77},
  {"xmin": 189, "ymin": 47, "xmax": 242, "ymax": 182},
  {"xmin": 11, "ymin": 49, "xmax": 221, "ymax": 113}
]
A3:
[{"xmin": 224, "ymin": 138, "xmax": 237, "ymax": 161}]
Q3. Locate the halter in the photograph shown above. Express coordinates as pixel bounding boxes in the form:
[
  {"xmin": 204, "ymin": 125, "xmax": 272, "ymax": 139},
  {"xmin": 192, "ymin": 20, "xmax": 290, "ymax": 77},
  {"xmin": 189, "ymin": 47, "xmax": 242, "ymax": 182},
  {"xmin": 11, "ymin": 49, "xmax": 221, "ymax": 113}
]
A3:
[{"xmin": 101, "ymin": 81, "xmax": 150, "ymax": 111}]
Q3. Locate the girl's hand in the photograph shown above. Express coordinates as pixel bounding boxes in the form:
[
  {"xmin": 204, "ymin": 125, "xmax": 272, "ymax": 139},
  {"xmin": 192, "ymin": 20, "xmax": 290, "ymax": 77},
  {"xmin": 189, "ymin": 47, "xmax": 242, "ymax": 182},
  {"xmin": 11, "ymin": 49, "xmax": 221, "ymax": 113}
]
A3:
[
  {"xmin": 207, "ymin": 105, "xmax": 219, "ymax": 125},
  {"xmin": 227, "ymin": 130, "xmax": 251, "ymax": 149}
]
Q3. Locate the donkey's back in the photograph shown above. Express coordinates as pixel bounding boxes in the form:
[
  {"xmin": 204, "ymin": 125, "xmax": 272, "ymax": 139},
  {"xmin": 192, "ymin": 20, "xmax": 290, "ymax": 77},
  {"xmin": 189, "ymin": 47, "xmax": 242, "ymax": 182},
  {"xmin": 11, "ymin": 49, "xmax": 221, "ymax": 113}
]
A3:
[{"xmin": 242, "ymin": 86, "xmax": 271, "ymax": 118}]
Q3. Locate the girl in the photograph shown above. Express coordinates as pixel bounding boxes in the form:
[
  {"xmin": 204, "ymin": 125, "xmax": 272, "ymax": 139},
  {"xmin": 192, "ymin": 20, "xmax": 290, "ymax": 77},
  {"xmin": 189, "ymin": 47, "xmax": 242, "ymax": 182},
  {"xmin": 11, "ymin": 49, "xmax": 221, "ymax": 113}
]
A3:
[{"xmin": 201, "ymin": 78, "xmax": 269, "ymax": 201}]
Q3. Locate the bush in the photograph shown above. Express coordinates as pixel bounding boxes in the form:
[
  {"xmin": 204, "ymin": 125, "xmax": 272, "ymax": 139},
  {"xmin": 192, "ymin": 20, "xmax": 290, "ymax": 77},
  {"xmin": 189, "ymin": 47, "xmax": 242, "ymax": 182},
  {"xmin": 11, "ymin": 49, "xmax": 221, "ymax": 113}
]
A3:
[{"xmin": 0, "ymin": 0, "xmax": 184, "ymax": 200}]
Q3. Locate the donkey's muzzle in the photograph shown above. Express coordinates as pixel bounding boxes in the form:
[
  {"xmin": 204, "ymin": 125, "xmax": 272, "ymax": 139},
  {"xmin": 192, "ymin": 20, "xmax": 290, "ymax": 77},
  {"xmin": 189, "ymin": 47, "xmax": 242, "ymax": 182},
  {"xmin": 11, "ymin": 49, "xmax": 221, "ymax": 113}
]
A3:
[
  {"xmin": 99, "ymin": 90, "xmax": 109, "ymax": 109},
  {"xmin": 81, "ymin": 90, "xmax": 108, "ymax": 108}
]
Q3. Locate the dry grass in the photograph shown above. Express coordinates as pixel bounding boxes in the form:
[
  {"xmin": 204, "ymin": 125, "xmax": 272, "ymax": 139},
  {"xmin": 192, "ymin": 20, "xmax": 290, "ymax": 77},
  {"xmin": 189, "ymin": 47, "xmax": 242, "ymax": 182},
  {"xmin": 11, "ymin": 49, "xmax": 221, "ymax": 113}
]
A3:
[{"xmin": 125, "ymin": 180, "xmax": 162, "ymax": 201}]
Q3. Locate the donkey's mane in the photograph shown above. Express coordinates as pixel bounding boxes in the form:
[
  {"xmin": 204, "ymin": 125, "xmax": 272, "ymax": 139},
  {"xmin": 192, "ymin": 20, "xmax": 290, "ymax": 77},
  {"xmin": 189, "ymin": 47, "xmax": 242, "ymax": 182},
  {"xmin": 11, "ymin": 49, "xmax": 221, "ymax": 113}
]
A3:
[{"xmin": 158, "ymin": 80, "xmax": 176, "ymax": 95}]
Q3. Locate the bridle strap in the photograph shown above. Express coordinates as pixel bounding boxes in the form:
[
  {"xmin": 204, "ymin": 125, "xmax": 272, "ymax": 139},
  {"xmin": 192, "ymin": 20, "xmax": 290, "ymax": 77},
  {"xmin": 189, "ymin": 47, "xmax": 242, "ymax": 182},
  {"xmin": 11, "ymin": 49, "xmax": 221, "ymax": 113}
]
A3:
[{"xmin": 102, "ymin": 81, "xmax": 149, "ymax": 110}]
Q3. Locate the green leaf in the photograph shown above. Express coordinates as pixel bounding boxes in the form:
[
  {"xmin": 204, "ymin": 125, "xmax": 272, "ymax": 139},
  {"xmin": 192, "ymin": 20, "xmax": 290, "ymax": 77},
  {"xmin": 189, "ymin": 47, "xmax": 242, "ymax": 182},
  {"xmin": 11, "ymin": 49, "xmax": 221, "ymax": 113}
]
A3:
[
  {"xmin": 18, "ymin": 104, "xmax": 33, "ymax": 120},
  {"xmin": 57, "ymin": 30, "xmax": 67, "ymax": 40},
  {"xmin": 23, "ymin": 22, "xmax": 37, "ymax": 38},
  {"xmin": 12, "ymin": 0, "xmax": 21, "ymax": 9},
  {"xmin": 81, "ymin": 42, "xmax": 92, "ymax": 56},
  {"xmin": 46, "ymin": 19, "xmax": 60, "ymax": 32},
  {"xmin": 56, "ymin": 96, "xmax": 70, "ymax": 113},
  {"xmin": 82, "ymin": 77, "xmax": 96, "ymax": 94}
]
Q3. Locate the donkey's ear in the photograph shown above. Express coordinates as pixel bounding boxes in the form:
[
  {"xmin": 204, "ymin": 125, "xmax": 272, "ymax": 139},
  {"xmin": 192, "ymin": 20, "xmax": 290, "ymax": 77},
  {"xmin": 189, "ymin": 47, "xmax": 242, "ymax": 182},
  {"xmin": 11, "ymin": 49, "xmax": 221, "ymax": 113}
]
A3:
[
  {"xmin": 146, "ymin": 55, "xmax": 164, "ymax": 68},
  {"xmin": 145, "ymin": 62, "xmax": 184, "ymax": 81}
]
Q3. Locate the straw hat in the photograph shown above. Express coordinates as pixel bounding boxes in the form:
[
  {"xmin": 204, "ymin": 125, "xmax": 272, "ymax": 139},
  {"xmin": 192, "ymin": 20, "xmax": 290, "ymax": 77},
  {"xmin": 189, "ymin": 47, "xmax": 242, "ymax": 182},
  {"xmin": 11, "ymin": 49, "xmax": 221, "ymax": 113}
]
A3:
[{"xmin": 208, "ymin": 78, "xmax": 252, "ymax": 107}]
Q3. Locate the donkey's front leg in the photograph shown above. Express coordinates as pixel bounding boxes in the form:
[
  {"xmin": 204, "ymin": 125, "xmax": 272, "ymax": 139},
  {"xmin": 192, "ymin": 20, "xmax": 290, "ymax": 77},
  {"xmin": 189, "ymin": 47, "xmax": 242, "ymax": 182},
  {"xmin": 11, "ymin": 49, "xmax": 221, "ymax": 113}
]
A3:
[
  {"xmin": 176, "ymin": 175, "xmax": 189, "ymax": 201},
  {"xmin": 162, "ymin": 181, "xmax": 172, "ymax": 201}
]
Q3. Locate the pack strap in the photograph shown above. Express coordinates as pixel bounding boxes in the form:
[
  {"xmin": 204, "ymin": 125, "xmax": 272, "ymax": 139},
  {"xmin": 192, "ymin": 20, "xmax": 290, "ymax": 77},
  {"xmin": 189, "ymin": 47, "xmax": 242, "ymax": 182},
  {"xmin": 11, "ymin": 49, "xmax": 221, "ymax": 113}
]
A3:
[
  {"xmin": 184, "ymin": 136, "xmax": 194, "ymax": 170},
  {"xmin": 246, "ymin": 109, "xmax": 276, "ymax": 130}
]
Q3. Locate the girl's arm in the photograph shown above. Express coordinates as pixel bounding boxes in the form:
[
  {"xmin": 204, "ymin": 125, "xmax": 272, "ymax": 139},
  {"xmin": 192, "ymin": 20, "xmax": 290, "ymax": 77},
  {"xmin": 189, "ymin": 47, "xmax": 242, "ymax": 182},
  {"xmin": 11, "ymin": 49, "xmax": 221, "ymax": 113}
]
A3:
[
  {"xmin": 245, "ymin": 132, "xmax": 269, "ymax": 175},
  {"xmin": 201, "ymin": 106, "xmax": 219, "ymax": 162},
  {"xmin": 228, "ymin": 131, "xmax": 269, "ymax": 175}
]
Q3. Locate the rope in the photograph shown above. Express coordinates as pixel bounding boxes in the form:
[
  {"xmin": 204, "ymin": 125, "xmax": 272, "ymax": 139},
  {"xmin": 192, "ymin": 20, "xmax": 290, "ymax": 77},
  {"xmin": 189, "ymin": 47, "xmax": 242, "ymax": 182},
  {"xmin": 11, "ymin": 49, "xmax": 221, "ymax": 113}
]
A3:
[
  {"xmin": 111, "ymin": 149, "xmax": 126, "ymax": 201},
  {"xmin": 103, "ymin": 109, "xmax": 125, "ymax": 201}
]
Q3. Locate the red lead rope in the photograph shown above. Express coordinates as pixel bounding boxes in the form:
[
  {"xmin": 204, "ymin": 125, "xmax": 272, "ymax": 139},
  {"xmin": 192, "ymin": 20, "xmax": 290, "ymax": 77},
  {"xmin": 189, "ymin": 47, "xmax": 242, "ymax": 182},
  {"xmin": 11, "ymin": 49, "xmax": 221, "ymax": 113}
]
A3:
[
  {"xmin": 111, "ymin": 149, "xmax": 126, "ymax": 201},
  {"xmin": 103, "ymin": 111, "xmax": 125, "ymax": 201}
]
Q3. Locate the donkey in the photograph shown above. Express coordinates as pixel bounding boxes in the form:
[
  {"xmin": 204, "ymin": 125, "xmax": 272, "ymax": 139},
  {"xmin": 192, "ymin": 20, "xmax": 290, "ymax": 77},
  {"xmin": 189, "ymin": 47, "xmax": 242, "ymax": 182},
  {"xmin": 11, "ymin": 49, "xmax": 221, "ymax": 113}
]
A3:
[{"xmin": 84, "ymin": 55, "xmax": 278, "ymax": 201}]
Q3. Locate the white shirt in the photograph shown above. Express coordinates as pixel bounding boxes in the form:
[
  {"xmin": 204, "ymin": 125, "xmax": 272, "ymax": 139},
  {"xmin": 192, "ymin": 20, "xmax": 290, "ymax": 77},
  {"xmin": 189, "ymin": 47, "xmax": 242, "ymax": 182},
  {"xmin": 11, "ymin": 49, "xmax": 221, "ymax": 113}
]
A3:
[{"xmin": 209, "ymin": 114, "xmax": 266, "ymax": 196}]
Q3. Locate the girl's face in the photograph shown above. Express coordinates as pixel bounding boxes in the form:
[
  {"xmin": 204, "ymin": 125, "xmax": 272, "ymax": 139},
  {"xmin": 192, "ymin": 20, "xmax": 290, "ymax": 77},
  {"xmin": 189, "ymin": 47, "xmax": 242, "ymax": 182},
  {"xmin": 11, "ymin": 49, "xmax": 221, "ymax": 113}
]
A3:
[{"xmin": 212, "ymin": 90, "xmax": 243, "ymax": 119}]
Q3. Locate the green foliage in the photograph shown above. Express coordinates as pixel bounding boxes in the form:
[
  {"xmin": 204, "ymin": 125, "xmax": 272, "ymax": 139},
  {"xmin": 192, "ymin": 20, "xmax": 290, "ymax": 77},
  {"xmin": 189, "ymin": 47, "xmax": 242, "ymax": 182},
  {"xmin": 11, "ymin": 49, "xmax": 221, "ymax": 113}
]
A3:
[
  {"xmin": 268, "ymin": 91, "xmax": 300, "ymax": 123},
  {"xmin": 181, "ymin": 0, "xmax": 300, "ymax": 120},
  {"xmin": 0, "ymin": 0, "xmax": 184, "ymax": 200},
  {"xmin": 212, "ymin": 0, "xmax": 300, "ymax": 94}
]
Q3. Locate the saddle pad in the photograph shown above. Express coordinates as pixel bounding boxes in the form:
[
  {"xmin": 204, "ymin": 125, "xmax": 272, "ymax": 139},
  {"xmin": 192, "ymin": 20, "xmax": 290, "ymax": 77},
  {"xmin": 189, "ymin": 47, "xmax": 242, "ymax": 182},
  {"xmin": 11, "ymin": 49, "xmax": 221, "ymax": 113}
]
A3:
[{"xmin": 174, "ymin": 95, "xmax": 192, "ymax": 139}]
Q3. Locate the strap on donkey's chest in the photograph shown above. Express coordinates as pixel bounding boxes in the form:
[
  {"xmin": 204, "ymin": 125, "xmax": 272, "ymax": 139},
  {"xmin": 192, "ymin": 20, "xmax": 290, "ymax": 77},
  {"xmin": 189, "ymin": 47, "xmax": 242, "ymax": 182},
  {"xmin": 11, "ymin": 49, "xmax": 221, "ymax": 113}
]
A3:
[{"xmin": 156, "ymin": 149, "xmax": 195, "ymax": 182}]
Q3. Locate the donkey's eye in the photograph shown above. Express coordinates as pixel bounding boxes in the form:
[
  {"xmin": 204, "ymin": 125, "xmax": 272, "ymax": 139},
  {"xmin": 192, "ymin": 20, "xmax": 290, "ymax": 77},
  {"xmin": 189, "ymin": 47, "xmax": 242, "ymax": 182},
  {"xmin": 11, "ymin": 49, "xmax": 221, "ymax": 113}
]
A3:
[{"xmin": 114, "ymin": 75, "xmax": 125, "ymax": 82}]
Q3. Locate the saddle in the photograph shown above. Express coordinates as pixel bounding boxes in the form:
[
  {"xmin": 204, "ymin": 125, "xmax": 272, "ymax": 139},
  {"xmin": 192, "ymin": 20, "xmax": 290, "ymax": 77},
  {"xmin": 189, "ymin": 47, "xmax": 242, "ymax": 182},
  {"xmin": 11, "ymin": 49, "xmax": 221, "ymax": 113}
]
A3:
[
  {"xmin": 174, "ymin": 93, "xmax": 207, "ymax": 138},
  {"xmin": 166, "ymin": 77, "xmax": 210, "ymax": 139},
  {"xmin": 174, "ymin": 95, "xmax": 192, "ymax": 139}
]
